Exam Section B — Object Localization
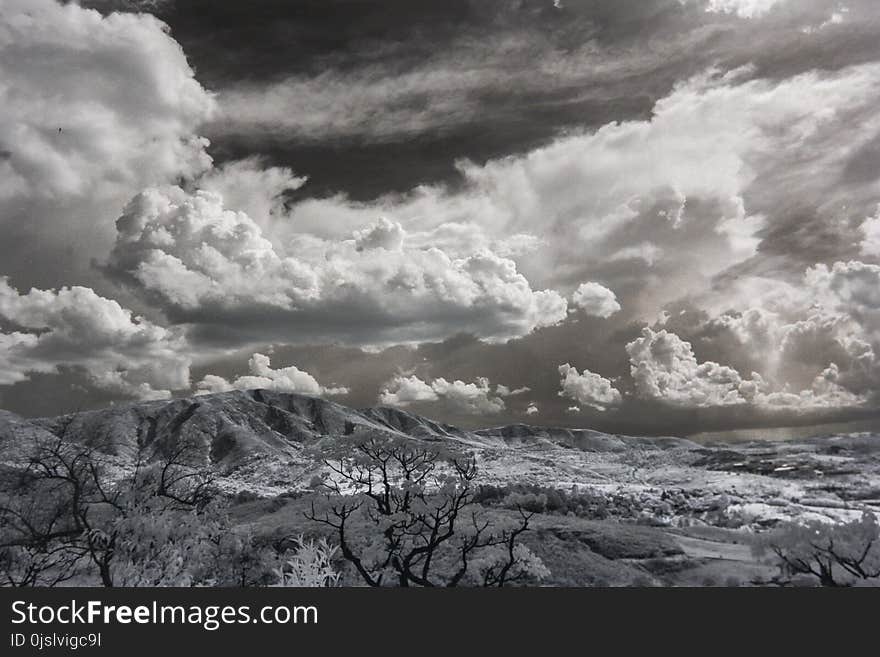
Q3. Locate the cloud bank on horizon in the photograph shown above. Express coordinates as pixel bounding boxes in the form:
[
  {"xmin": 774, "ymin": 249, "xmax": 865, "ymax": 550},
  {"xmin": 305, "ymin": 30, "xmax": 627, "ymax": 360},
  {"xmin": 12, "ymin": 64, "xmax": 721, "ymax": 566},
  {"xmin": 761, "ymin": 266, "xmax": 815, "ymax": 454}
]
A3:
[{"xmin": 2, "ymin": 0, "xmax": 880, "ymax": 434}]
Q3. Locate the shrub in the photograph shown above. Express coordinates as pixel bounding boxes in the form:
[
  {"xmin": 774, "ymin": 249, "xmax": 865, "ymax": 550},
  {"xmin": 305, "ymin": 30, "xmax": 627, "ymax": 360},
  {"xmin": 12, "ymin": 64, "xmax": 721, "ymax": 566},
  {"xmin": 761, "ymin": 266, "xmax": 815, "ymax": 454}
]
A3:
[
  {"xmin": 272, "ymin": 536, "xmax": 339, "ymax": 587},
  {"xmin": 473, "ymin": 483, "xmax": 610, "ymax": 519}
]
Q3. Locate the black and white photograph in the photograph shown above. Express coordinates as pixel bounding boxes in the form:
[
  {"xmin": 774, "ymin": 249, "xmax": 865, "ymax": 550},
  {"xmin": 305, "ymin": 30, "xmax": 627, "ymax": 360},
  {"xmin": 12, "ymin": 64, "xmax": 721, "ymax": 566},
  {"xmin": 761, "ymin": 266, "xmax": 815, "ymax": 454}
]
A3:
[{"xmin": 2, "ymin": 0, "xmax": 880, "ymax": 595}]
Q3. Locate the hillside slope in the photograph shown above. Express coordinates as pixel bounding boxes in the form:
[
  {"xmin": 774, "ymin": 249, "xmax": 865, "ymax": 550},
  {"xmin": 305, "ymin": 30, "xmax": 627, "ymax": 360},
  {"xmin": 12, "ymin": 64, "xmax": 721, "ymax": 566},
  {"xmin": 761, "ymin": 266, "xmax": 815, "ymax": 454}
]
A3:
[
  {"xmin": 2, "ymin": 390, "xmax": 877, "ymax": 529},
  {"xmin": 0, "ymin": 390, "xmax": 689, "ymax": 492}
]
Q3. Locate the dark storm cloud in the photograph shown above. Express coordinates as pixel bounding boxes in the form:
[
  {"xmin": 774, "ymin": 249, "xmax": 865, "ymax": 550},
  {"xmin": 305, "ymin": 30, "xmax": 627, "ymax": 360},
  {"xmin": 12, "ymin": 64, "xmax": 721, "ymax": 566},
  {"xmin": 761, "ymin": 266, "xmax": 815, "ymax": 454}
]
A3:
[
  {"xmin": 137, "ymin": 0, "xmax": 880, "ymax": 200},
  {"xmin": 185, "ymin": 0, "xmax": 702, "ymax": 198},
  {"xmin": 0, "ymin": 368, "xmax": 134, "ymax": 419},
  {"xmin": 79, "ymin": 1, "xmax": 880, "ymax": 208},
  {"xmin": 74, "ymin": 1, "xmax": 691, "ymax": 198}
]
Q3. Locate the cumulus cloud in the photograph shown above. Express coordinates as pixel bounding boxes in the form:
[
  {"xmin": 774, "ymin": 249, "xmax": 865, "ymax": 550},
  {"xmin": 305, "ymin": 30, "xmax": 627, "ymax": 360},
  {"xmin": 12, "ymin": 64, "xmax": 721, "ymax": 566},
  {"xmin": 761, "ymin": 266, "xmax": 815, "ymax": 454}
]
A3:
[
  {"xmin": 800, "ymin": 261, "xmax": 880, "ymax": 393},
  {"xmin": 860, "ymin": 206, "xmax": 880, "ymax": 258},
  {"xmin": 496, "ymin": 384, "xmax": 531, "ymax": 397},
  {"xmin": 353, "ymin": 217, "xmax": 406, "ymax": 252},
  {"xmin": 806, "ymin": 261, "xmax": 880, "ymax": 336},
  {"xmin": 377, "ymin": 375, "xmax": 439, "ymax": 406},
  {"xmin": 379, "ymin": 374, "xmax": 510, "ymax": 414},
  {"xmin": 195, "ymin": 353, "xmax": 348, "ymax": 397},
  {"xmin": 648, "ymin": 249, "xmax": 880, "ymax": 416},
  {"xmin": 626, "ymin": 324, "xmax": 866, "ymax": 412},
  {"xmin": 703, "ymin": 0, "xmax": 786, "ymax": 18},
  {"xmin": 627, "ymin": 328, "xmax": 758, "ymax": 407},
  {"xmin": 570, "ymin": 282, "xmax": 621, "ymax": 318},
  {"xmin": 756, "ymin": 363, "xmax": 866, "ymax": 410},
  {"xmin": 0, "ymin": 0, "xmax": 214, "ymax": 281},
  {"xmin": 525, "ymin": 403, "xmax": 540, "ymax": 416},
  {"xmin": 197, "ymin": 157, "xmax": 306, "ymax": 232},
  {"xmin": 106, "ymin": 187, "xmax": 567, "ymax": 346},
  {"xmin": 0, "ymin": 278, "xmax": 188, "ymax": 400},
  {"xmin": 557, "ymin": 364, "xmax": 622, "ymax": 411},
  {"xmin": 703, "ymin": 262, "xmax": 880, "ymax": 398}
]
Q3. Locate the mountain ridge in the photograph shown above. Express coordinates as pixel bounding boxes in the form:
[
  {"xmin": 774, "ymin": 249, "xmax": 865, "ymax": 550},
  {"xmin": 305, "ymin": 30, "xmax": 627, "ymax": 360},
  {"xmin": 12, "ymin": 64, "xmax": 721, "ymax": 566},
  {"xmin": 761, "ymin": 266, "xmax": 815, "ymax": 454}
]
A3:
[
  {"xmin": 2, "ymin": 389, "xmax": 879, "ymax": 535},
  {"xmin": 0, "ymin": 389, "xmax": 696, "ymax": 493}
]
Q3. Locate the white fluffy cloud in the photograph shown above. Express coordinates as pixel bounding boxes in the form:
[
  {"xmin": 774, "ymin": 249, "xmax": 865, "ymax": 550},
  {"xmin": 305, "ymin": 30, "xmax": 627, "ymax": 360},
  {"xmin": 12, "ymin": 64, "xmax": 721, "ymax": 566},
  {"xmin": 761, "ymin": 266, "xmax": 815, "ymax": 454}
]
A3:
[
  {"xmin": 379, "ymin": 374, "xmax": 511, "ymax": 414},
  {"xmin": 353, "ymin": 217, "xmax": 406, "ymax": 252},
  {"xmin": 0, "ymin": 0, "xmax": 212, "ymax": 201},
  {"xmin": 801, "ymin": 261, "xmax": 880, "ymax": 393},
  {"xmin": 377, "ymin": 375, "xmax": 439, "ymax": 406},
  {"xmin": 627, "ymin": 328, "xmax": 758, "ymax": 407},
  {"xmin": 570, "ymin": 282, "xmax": 621, "ymax": 318},
  {"xmin": 195, "ymin": 353, "xmax": 348, "ymax": 397},
  {"xmin": 0, "ymin": 278, "xmax": 188, "ymax": 399},
  {"xmin": 107, "ymin": 187, "xmax": 568, "ymax": 346},
  {"xmin": 197, "ymin": 157, "xmax": 306, "ymax": 232},
  {"xmin": 626, "ymin": 324, "xmax": 865, "ymax": 411},
  {"xmin": 0, "ymin": 0, "xmax": 214, "ymax": 277},
  {"xmin": 806, "ymin": 261, "xmax": 880, "ymax": 336},
  {"xmin": 860, "ymin": 206, "xmax": 880, "ymax": 259},
  {"xmin": 557, "ymin": 364, "xmax": 622, "ymax": 411},
  {"xmin": 711, "ymin": 261, "xmax": 880, "ymax": 400},
  {"xmin": 631, "ymin": 247, "xmax": 880, "ymax": 413},
  {"xmin": 703, "ymin": 0, "xmax": 786, "ymax": 18}
]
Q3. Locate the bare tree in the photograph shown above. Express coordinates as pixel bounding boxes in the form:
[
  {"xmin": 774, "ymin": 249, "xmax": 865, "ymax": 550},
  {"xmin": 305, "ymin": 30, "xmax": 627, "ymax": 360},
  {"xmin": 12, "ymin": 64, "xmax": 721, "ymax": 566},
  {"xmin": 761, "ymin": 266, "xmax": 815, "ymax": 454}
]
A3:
[
  {"xmin": 754, "ymin": 512, "xmax": 880, "ymax": 587},
  {"xmin": 305, "ymin": 434, "xmax": 548, "ymax": 587},
  {"xmin": 0, "ymin": 418, "xmax": 220, "ymax": 587},
  {"xmin": 0, "ymin": 465, "xmax": 83, "ymax": 587}
]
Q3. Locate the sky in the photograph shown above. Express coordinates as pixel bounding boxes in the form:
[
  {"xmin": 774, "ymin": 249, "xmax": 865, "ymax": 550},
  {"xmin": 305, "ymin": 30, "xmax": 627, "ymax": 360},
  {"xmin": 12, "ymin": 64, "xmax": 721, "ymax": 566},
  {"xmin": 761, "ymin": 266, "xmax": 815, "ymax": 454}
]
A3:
[{"xmin": 3, "ymin": 0, "xmax": 880, "ymax": 435}]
